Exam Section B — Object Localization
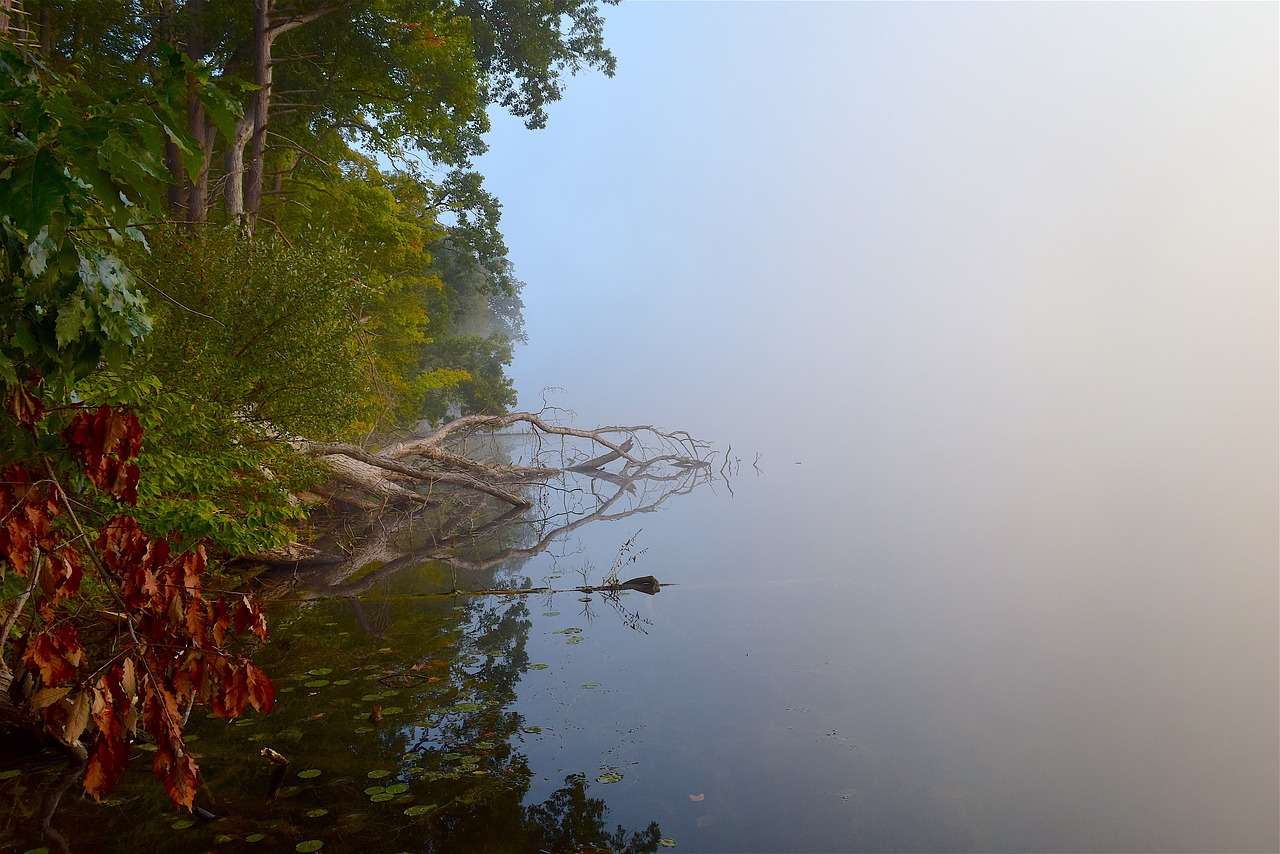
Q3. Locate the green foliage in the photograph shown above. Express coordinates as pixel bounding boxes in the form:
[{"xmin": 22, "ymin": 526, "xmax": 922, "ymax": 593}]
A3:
[
  {"xmin": 123, "ymin": 225, "xmax": 368, "ymax": 439},
  {"xmin": 77, "ymin": 372, "xmax": 321, "ymax": 556},
  {"xmin": 459, "ymin": 0, "xmax": 621, "ymax": 129}
]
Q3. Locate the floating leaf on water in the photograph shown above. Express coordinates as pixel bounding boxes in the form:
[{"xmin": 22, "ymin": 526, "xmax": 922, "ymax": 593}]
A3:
[
  {"xmin": 578, "ymin": 596, "xmax": 593, "ymax": 602},
  {"xmin": 404, "ymin": 805, "xmax": 435, "ymax": 816},
  {"xmin": 529, "ymin": 664, "xmax": 549, "ymax": 670},
  {"xmin": 381, "ymin": 706, "xmax": 404, "ymax": 715},
  {"xmin": 541, "ymin": 611, "xmax": 560, "ymax": 617},
  {"xmin": 297, "ymin": 769, "xmax": 322, "ymax": 779},
  {"xmin": 581, "ymin": 682, "xmax": 601, "ymax": 689},
  {"xmin": 332, "ymin": 679, "xmax": 351, "ymax": 686},
  {"xmin": 305, "ymin": 809, "xmax": 329, "ymax": 818},
  {"xmin": 245, "ymin": 834, "xmax": 266, "ymax": 843},
  {"xmin": 354, "ymin": 726, "xmax": 374, "ymax": 734},
  {"xmin": 659, "ymin": 839, "xmax": 677, "ymax": 848},
  {"xmin": 385, "ymin": 783, "xmax": 409, "ymax": 795},
  {"xmin": 474, "ymin": 741, "xmax": 495, "ymax": 750},
  {"xmin": 171, "ymin": 819, "xmax": 194, "ymax": 829},
  {"xmin": 279, "ymin": 687, "xmax": 296, "ymax": 693},
  {"xmin": 214, "ymin": 835, "xmax": 235, "ymax": 844},
  {"xmin": 308, "ymin": 668, "xmax": 333, "ymax": 676},
  {"xmin": 595, "ymin": 771, "xmax": 623, "ymax": 784},
  {"xmin": 522, "ymin": 726, "xmax": 543, "ymax": 734},
  {"xmin": 296, "ymin": 841, "xmax": 324, "ymax": 852},
  {"xmin": 367, "ymin": 769, "xmax": 391, "ymax": 779},
  {"xmin": 442, "ymin": 752, "xmax": 462, "ymax": 761},
  {"xmin": 566, "ymin": 637, "xmax": 583, "ymax": 645},
  {"xmin": 364, "ymin": 786, "xmax": 386, "ymax": 795},
  {"xmin": 454, "ymin": 702, "xmax": 482, "ymax": 712},
  {"xmin": 552, "ymin": 627, "xmax": 582, "ymax": 635},
  {"xmin": 23, "ymin": 848, "xmax": 51, "ymax": 854},
  {"xmin": 369, "ymin": 793, "xmax": 394, "ymax": 803},
  {"xmin": 360, "ymin": 694, "xmax": 381, "ymax": 703},
  {"xmin": 0, "ymin": 770, "xmax": 21, "ymax": 780}
]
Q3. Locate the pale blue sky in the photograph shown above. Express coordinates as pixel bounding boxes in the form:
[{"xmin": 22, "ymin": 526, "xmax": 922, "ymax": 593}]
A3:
[{"xmin": 476, "ymin": 1, "xmax": 1276, "ymax": 457}]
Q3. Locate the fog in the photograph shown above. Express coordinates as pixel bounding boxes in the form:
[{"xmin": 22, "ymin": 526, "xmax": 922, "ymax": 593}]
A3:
[{"xmin": 474, "ymin": 3, "xmax": 1277, "ymax": 849}]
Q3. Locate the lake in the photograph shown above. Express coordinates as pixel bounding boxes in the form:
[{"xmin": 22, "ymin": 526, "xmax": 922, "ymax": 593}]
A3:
[
  {"xmin": 3, "ymin": 3, "xmax": 1276, "ymax": 852},
  {"xmin": 2, "ymin": 407, "xmax": 1276, "ymax": 852}
]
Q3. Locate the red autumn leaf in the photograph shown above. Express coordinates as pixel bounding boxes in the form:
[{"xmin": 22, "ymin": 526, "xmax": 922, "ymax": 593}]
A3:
[
  {"xmin": 84, "ymin": 681, "xmax": 130, "ymax": 801},
  {"xmin": 210, "ymin": 598, "xmax": 231, "ymax": 648},
  {"xmin": 222, "ymin": 662, "xmax": 249, "ymax": 718},
  {"xmin": 153, "ymin": 738, "xmax": 200, "ymax": 811},
  {"xmin": 233, "ymin": 597, "xmax": 253, "ymax": 635},
  {"xmin": 23, "ymin": 626, "xmax": 83, "ymax": 686},
  {"xmin": 186, "ymin": 598, "xmax": 209, "ymax": 647},
  {"xmin": 64, "ymin": 407, "xmax": 143, "ymax": 503},
  {"xmin": 244, "ymin": 662, "xmax": 275, "ymax": 714},
  {"xmin": 84, "ymin": 727, "xmax": 131, "ymax": 801},
  {"xmin": 6, "ymin": 380, "xmax": 45, "ymax": 430},
  {"xmin": 181, "ymin": 546, "xmax": 206, "ymax": 590}
]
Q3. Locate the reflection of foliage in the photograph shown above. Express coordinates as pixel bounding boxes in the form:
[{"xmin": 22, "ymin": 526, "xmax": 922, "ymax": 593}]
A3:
[{"xmin": 527, "ymin": 773, "xmax": 663, "ymax": 854}]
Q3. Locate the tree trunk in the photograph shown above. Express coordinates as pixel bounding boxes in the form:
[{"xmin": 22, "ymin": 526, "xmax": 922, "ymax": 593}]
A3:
[
  {"xmin": 185, "ymin": 0, "xmax": 212, "ymax": 226},
  {"xmin": 224, "ymin": 116, "xmax": 253, "ymax": 220},
  {"xmin": 244, "ymin": 0, "xmax": 273, "ymax": 226}
]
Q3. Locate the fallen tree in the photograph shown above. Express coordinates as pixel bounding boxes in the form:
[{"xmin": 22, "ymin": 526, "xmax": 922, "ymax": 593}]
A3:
[
  {"xmin": 249, "ymin": 410, "xmax": 716, "ymax": 595},
  {"xmin": 296, "ymin": 410, "xmax": 712, "ymax": 516}
]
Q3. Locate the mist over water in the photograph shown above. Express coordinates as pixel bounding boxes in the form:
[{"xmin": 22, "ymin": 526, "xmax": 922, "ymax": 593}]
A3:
[{"xmin": 475, "ymin": 3, "xmax": 1278, "ymax": 851}]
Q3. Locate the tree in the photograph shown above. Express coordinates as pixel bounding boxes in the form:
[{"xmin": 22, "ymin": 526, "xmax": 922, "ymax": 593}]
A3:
[{"xmin": 459, "ymin": 0, "xmax": 620, "ymax": 129}]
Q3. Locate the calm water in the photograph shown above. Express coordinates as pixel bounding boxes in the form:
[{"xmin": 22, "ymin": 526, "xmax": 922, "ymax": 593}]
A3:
[{"xmin": 3, "ymin": 412, "xmax": 1276, "ymax": 851}]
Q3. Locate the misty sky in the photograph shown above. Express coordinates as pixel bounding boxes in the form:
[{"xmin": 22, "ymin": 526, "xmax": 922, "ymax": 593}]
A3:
[
  {"xmin": 466, "ymin": 4, "xmax": 1278, "ymax": 848},
  {"xmin": 474, "ymin": 2, "xmax": 1275, "ymax": 451}
]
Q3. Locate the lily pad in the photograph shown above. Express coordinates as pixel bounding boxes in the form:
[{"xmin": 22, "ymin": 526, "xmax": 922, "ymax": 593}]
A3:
[
  {"xmin": 659, "ymin": 839, "xmax": 677, "ymax": 848},
  {"xmin": 306, "ymin": 808, "xmax": 329, "ymax": 818},
  {"xmin": 530, "ymin": 664, "xmax": 549, "ymax": 670},
  {"xmin": 364, "ymin": 786, "xmax": 386, "ymax": 795},
  {"xmin": 245, "ymin": 834, "xmax": 266, "ymax": 843},
  {"xmin": 0, "ymin": 769, "xmax": 21, "ymax": 781},
  {"xmin": 404, "ymin": 804, "xmax": 435, "ymax": 816},
  {"xmin": 385, "ymin": 783, "xmax": 410, "ymax": 795},
  {"xmin": 296, "ymin": 842, "xmax": 324, "ymax": 852},
  {"xmin": 297, "ymin": 769, "xmax": 322, "ymax": 779},
  {"xmin": 596, "ymin": 771, "xmax": 623, "ymax": 784},
  {"xmin": 454, "ymin": 702, "xmax": 482, "ymax": 712},
  {"xmin": 541, "ymin": 611, "xmax": 560, "ymax": 617},
  {"xmin": 522, "ymin": 726, "xmax": 543, "ymax": 734},
  {"xmin": 171, "ymin": 819, "xmax": 194, "ymax": 829},
  {"xmin": 367, "ymin": 769, "xmax": 391, "ymax": 779},
  {"xmin": 566, "ymin": 637, "xmax": 583, "ymax": 645},
  {"xmin": 307, "ymin": 668, "xmax": 333, "ymax": 676},
  {"xmin": 369, "ymin": 792, "xmax": 395, "ymax": 803},
  {"xmin": 303, "ymin": 680, "xmax": 329, "ymax": 688},
  {"xmin": 581, "ymin": 682, "xmax": 601, "ymax": 689}
]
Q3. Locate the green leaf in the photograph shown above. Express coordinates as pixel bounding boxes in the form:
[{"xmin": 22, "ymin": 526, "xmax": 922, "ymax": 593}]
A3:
[{"xmin": 54, "ymin": 296, "xmax": 89, "ymax": 348}]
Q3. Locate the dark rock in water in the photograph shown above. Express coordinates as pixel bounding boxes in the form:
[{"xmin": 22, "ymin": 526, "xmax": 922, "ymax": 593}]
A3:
[{"xmin": 620, "ymin": 576, "xmax": 661, "ymax": 595}]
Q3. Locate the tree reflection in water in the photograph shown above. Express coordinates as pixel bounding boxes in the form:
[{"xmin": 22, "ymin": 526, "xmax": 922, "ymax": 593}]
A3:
[{"xmin": 0, "ymin": 447, "xmax": 710, "ymax": 852}]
